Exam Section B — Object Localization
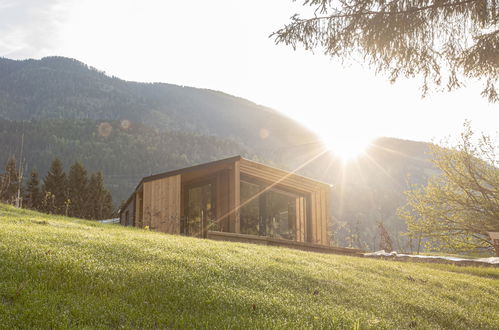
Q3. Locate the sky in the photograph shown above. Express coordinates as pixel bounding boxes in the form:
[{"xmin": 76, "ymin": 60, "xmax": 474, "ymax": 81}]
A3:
[{"xmin": 0, "ymin": 0, "xmax": 497, "ymax": 157}]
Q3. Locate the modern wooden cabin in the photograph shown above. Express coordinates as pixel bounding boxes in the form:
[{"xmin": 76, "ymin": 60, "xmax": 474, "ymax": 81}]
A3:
[{"xmin": 119, "ymin": 156, "xmax": 333, "ymax": 247}]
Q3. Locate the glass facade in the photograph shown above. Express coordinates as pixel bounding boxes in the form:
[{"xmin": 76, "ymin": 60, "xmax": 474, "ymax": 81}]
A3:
[
  {"xmin": 183, "ymin": 175, "xmax": 307, "ymax": 241},
  {"xmin": 240, "ymin": 180, "xmax": 301, "ymax": 240},
  {"xmin": 185, "ymin": 182, "xmax": 217, "ymax": 237}
]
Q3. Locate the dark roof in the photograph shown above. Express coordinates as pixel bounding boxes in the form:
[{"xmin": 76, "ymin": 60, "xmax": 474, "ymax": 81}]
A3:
[
  {"xmin": 137, "ymin": 155, "xmax": 331, "ymax": 189},
  {"xmin": 135, "ymin": 155, "xmax": 242, "ymax": 191}
]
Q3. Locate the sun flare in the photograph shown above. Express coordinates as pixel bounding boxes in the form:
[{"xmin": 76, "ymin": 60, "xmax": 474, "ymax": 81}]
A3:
[{"xmin": 323, "ymin": 135, "xmax": 373, "ymax": 161}]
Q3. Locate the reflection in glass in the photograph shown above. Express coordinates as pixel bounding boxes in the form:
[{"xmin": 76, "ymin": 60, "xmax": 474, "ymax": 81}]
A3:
[
  {"xmin": 240, "ymin": 180, "xmax": 300, "ymax": 241},
  {"xmin": 186, "ymin": 183, "xmax": 216, "ymax": 237},
  {"xmin": 240, "ymin": 181, "xmax": 260, "ymax": 235}
]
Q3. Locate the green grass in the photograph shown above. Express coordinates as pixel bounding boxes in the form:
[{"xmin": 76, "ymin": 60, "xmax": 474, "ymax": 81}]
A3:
[{"xmin": 0, "ymin": 204, "xmax": 498, "ymax": 329}]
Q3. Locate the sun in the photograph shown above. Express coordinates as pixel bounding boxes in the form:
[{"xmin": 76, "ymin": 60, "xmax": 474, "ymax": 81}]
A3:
[{"xmin": 323, "ymin": 134, "xmax": 373, "ymax": 161}]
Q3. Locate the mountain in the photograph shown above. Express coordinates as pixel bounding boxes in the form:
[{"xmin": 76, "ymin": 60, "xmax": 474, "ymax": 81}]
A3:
[
  {"xmin": 0, "ymin": 56, "xmax": 436, "ymax": 250},
  {"xmin": 0, "ymin": 56, "xmax": 318, "ymax": 151}
]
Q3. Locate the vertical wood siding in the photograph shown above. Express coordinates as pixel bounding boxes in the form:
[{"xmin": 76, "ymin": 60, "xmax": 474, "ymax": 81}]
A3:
[{"xmin": 142, "ymin": 175, "xmax": 181, "ymax": 234}]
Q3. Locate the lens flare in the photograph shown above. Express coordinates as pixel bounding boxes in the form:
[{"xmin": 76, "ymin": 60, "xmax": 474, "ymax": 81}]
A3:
[{"xmin": 323, "ymin": 134, "xmax": 373, "ymax": 161}]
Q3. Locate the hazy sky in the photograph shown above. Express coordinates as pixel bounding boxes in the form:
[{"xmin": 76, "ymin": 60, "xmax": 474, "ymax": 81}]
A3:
[{"xmin": 1, "ymin": 0, "xmax": 497, "ymax": 153}]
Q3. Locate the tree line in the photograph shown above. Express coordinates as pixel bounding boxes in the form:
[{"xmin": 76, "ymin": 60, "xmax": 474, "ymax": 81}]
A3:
[{"xmin": 0, "ymin": 157, "xmax": 114, "ymax": 220}]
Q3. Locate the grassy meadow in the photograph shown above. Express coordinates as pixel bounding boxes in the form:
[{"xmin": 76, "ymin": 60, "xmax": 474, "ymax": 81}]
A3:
[{"xmin": 0, "ymin": 204, "xmax": 498, "ymax": 329}]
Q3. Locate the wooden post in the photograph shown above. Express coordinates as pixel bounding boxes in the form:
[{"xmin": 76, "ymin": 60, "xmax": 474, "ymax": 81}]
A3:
[{"xmin": 229, "ymin": 160, "xmax": 240, "ymax": 233}]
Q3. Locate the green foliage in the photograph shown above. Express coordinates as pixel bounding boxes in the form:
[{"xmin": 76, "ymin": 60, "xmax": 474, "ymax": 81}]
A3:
[
  {"xmin": 0, "ymin": 56, "xmax": 316, "ymax": 148},
  {"xmin": 0, "ymin": 119, "xmax": 256, "ymax": 204},
  {"xmin": 0, "ymin": 204, "xmax": 497, "ymax": 328},
  {"xmin": 24, "ymin": 169, "xmax": 41, "ymax": 210},
  {"xmin": 399, "ymin": 123, "xmax": 499, "ymax": 252},
  {"xmin": 42, "ymin": 158, "xmax": 67, "ymax": 214},
  {"xmin": 0, "ymin": 156, "xmax": 18, "ymax": 204},
  {"xmin": 86, "ymin": 172, "xmax": 114, "ymax": 220},
  {"xmin": 35, "ymin": 160, "xmax": 114, "ymax": 220},
  {"xmin": 67, "ymin": 161, "xmax": 88, "ymax": 218},
  {"xmin": 273, "ymin": 0, "xmax": 498, "ymax": 102}
]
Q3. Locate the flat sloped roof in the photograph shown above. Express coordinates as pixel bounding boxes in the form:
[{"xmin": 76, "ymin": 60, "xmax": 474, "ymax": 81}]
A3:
[{"xmin": 134, "ymin": 155, "xmax": 332, "ymax": 191}]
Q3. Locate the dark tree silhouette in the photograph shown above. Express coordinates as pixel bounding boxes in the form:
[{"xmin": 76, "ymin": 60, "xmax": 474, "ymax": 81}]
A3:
[
  {"xmin": 87, "ymin": 172, "xmax": 114, "ymax": 220},
  {"xmin": 1, "ymin": 157, "xmax": 19, "ymax": 204},
  {"xmin": 25, "ymin": 169, "xmax": 41, "ymax": 210},
  {"xmin": 67, "ymin": 161, "xmax": 89, "ymax": 218},
  {"xmin": 43, "ymin": 158, "xmax": 67, "ymax": 214}
]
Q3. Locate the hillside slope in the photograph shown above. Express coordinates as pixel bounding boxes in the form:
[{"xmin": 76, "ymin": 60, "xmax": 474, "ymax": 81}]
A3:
[
  {"xmin": 0, "ymin": 56, "xmax": 437, "ymax": 251},
  {"xmin": 0, "ymin": 205, "xmax": 497, "ymax": 329},
  {"xmin": 0, "ymin": 56, "xmax": 317, "ymax": 148}
]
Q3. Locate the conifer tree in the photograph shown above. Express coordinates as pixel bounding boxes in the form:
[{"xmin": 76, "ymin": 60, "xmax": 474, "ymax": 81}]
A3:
[
  {"xmin": 274, "ymin": 0, "xmax": 498, "ymax": 102},
  {"xmin": 87, "ymin": 172, "xmax": 106, "ymax": 219},
  {"xmin": 43, "ymin": 158, "xmax": 67, "ymax": 214},
  {"xmin": 102, "ymin": 190, "xmax": 115, "ymax": 219},
  {"xmin": 1, "ymin": 157, "xmax": 19, "ymax": 204},
  {"xmin": 67, "ymin": 161, "xmax": 89, "ymax": 218},
  {"xmin": 25, "ymin": 169, "xmax": 41, "ymax": 210},
  {"xmin": 86, "ymin": 172, "xmax": 114, "ymax": 220}
]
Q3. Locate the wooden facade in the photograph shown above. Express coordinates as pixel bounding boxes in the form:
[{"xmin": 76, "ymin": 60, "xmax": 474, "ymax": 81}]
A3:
[{"xmin": 120, "ymin": 156, "xmax": 332, "ymax": 246}]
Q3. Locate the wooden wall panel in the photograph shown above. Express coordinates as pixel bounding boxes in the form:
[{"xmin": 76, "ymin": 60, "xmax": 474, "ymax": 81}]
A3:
[
  {"xmin": 140, "ymin": 175, "xmax": 181, "ymax": 234},
  {"xmin": 325, "ymin": 189, "xmax": 331, "ymax": 245},
  {"xmin": 320, "ymin": 189, "xmax": 328, "ymax": 245},
  {"xmin": 119, "ymin": 194, "xmax": 135, "ymax": 226},
  {"xmin": 166, "ymin": 175, "xmax": 181, "ymax": 234},
  {"xmin": 316, "ymin": 191, "xmax": 322, "ymax": 244},
  {"xmin": 135, "ymin": 190, "xmax": 143, "ymax": 228},
  {"xmin": 228, "ymin": 160, "xmax": 240, "ymax": 233},
  {"xmin": 310, "ymin": 193, "xmax": 317, "ymax": 244},
  {"xmin": 295, "ymin": 196, "xmax": 305, "ymax": 242},
  {"xmin": 216, "ymin": 170, "xmax": 230, "ymax": 232},
  {"xmin": 295, "ymin": 198, "xmax": 301, "ymax": 242},
  {"xmin": 143, "ymin": 181, "xmax": 152, "ymax": 228}
]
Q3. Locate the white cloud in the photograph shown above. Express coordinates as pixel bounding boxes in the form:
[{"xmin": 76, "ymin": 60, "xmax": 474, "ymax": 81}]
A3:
[{"xmin": 0, "ymin": 0, "xmax": 71, "ymax": 58}]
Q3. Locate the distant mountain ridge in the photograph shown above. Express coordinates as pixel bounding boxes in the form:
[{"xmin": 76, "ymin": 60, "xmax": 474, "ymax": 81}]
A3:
[
  {"xmin": 0, "ymin": 56, "xmax": 317, "ymax": 149},
  {"xmin": 0, "ymin": 56, "xmax": 436, "ymax": 251}
]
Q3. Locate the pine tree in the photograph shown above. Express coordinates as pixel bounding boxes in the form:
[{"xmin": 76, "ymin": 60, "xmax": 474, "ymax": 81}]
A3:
[
  {"xmin": 25, "ymin": 169, "xmax": 41, "ymax": 210},
  {"xmin": 102, "ymin": 190, "xmax": 115, "ymax": 219},
  {"xmin": 87, "ymin": 172, "xmax": 105, "ymax": 219},
  {"xmin": 1, "ymin": 157, "xmax": 19, "ymax": 204},
  {"xmin": 274, "ymin": 0, "xmax": 498, "ymax": 102},
  {"xmin": 85, "ymin": 172, "xmax": 114, "ymax": 220},
  {"xmin": 43, "ymin": 158, "xmax": 67, "ymax": 214},
  {"xmin": 67, "ymin": 161, "xmax": 88, "ymax": 218}
]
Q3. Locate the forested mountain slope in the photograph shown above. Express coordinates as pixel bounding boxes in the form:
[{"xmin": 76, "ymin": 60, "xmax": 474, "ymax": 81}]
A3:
[
  {"xmin": 0, "ymin": 56, "xmax": 317, "ymax": 149},
  {"xmin": 0, "ymin": 56, "xmax": 436, "ymax": 250}
]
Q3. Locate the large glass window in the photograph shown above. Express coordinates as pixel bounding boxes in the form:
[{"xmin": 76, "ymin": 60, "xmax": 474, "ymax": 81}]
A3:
[
  {"xmin": 264, "ymin": 190, "xmax": 297, "ymax": 241},
  {"xmin": 240, "ymin": 180, "xmax": 300, "ymax": 241},
  {"xmin": 185, "ymin": 182, "xmax": 216, "ymax": 237},
  {"xmin": 240, "ymin": 181, "xmax": 260, "ymax": 235}
]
